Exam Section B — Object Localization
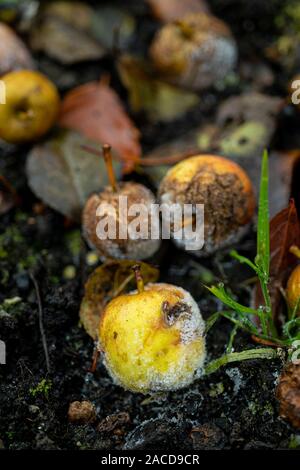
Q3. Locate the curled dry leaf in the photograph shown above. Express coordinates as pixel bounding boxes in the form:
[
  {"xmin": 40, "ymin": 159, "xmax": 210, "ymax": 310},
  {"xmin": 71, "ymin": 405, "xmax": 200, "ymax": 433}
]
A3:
[
  {"xmin": 146, "ymin": 0, "xmax": 210, "ymax": 23},
  {"xmin": 59, "ymin": 79, "xmax": 141, "ymax": 173},
  {"xmin": 117, "ymin": 55, "xmax": 200, "ymax": 123},
  {"xmin": 80, "ymin": 260, "xmax": 159, "ymax": 339},
  {"xmin": 29, "ymin": 1, "xmax": 105, "ymax": 64},
  {"xmin": 26, "ymin": 130, "xmax": 122, "ymax": 221},
  {"xmin": 0, "ymin": 22, "xmax": 34, "ymax": 76},
  {"xmin": 255, "ymin": 199, "xmax": 300, "ymax": 323},
  {"xmin": 276, "ymin": 362, "xmax": 300, "ymax": 429}
]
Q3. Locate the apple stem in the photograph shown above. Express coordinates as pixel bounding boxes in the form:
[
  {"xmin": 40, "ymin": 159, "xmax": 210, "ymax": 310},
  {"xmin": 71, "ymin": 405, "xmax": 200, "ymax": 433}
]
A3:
[
  {"xmin": 103, "ymin": 144, "xmax": 117, "ymax": 192},
  {"xmin": 132, "ymin": 264, "xmax": 144, "ymax": 293}
]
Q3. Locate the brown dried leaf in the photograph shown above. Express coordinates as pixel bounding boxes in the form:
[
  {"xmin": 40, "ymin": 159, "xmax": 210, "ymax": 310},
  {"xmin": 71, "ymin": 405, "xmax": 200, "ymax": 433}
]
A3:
[
  {"xmin": 80, "ymin": 260, "xmax": 159, "ymax": 339},
  {"xmin": 255, "ymin": 199, "xmax": 300, "ymax": 320},
  {"xmin": 270, "ymin": 199, "xmax": 300, "ymax": 277},
  {"xmin": 0, "ymin": 23, "xmax": 34, "ymax": 76},
  {"xmin": 117, "ymin": 55, "xmax": 200, "ymax": 123},
  {"xmin": 59, "ymin": 79, "xmax": 141, "ymax": 173},
  {"xmin": 29, "ymin": 2, "xmax": 106, "ymax": 64},
  {"xmin": 146, "ymin": 0, "xmax": 210, "ymax": 23}
]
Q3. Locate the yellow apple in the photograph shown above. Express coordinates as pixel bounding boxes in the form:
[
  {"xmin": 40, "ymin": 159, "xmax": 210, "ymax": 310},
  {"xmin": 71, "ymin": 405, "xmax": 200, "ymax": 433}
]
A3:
[
  {"xmin": 99, "ymin": 280, "xmax": 206, "ymax": 393},
  {"xmin": 0, "ymin": 70, "xmax": 60, "ymax": 143}
]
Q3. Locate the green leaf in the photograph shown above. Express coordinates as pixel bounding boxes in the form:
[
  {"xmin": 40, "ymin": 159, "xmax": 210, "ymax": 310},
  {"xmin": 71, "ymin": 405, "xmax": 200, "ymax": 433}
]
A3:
[{"xmin": 255, "ymin": 149, "xmax": 270, "ymax": 278}]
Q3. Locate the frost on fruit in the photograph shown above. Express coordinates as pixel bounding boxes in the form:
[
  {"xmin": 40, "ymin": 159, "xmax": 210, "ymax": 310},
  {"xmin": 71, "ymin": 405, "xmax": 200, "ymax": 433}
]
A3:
[{"xmin": 98, "ymin": 282, "xmax": 206, "ymax": 393}]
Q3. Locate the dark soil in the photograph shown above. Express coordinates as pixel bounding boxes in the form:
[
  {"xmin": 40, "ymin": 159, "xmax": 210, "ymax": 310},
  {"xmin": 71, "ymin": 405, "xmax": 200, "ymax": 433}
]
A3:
[{"xmin": 1, "ymin": 0, "xmax": 300, "ymax": 451}]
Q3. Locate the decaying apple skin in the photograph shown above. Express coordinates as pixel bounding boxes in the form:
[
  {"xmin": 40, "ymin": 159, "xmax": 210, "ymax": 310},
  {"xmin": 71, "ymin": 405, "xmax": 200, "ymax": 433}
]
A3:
[
  {"xmin": 149, "ymin": 12, "xmax": 237, "ymax": 91},
  {"xmin": 82, "ymin": 182, "xmax": 161, "ymax": 261},
  {"xmin": 158, "ymin": 154, "xmax": 255, "ymax": 256},
  {"xmin": 0, "ymin": 70, "xmax": 60, "ymax": 144},
  {"xmin": 286, "ymin": 265, "xmax": 300, "ymax": 314},
  {"xmin": 98, "ymin": 283, "xmax": 206, "ymax": 393}
]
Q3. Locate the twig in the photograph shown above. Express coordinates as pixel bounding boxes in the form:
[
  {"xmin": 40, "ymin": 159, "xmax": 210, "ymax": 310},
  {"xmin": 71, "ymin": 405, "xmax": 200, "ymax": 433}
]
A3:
[{"xmin": 29, "ymin": 272, "xmax": 51, "ymax": 373}]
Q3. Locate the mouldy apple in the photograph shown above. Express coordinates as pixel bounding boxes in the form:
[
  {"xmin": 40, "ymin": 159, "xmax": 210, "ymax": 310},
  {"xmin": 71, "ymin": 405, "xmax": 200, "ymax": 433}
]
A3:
[
  {"xmin": 149, "ymin": 12, "xmax": 237, "ymax": 90},
  {"xmin": 98, "ymin": 265, "xmax": 206, "ymax": 393},
  {"xmin": 158, "ymin": 154, "xmax": 255, "ymax": 256},
  {"xmin": 82, "ymin": 144, "xmax": 161, "ymax": 260}
]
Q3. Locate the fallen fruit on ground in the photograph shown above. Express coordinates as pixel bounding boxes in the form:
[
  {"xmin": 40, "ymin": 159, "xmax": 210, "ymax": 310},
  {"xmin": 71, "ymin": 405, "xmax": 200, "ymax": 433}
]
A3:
[
  {"xmin": 82, "ymin": 145, "xmax": 160, "ymax": 260},
  {"xmin": 98, "ymin": 266, "xmax": 206, "ymax": 393},
  {"xmin": 0, "ymin": 70, "xmax": 60, "ymax": 144},
  {"xmin": 149, "ymin": 12, "xmax": 237, "ymax": 90},
  {"xmin": 287, "ymin": 265, "xmax": 300, "ymax": 314},
  {"xmin": 159, "ymin": 154, "xmax": 255, "ymax": 255}
]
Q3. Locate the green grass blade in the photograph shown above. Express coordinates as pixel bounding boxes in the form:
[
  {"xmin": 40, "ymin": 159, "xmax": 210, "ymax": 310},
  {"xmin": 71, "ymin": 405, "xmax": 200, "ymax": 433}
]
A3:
[
  {"xmin": 206, "ymin": 284, "xmax": 258, "ymax": 315},
  {"xmin": 255, "ymin": 149, "xmax": 270, "ymax": 278}
]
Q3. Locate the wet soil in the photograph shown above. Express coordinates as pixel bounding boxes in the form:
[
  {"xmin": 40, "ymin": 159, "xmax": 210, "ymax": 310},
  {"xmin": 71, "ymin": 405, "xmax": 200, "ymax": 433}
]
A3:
[{"xmin": 0, "ymin": 0, "xmax": 300, "ymax": 450}]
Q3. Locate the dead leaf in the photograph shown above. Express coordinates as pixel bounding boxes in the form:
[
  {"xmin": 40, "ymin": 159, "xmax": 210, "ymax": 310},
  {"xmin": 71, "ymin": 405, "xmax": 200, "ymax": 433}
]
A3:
[
  {"xmin": 0, "ymin": 22, "xmax": 34, "ymax": 76},
  {"xmin": 91, "ymin": 6, "xmax": 135, "ymax": 51},
  {"xmin": 80, "ymin": 260, "xmax": 159, "ymax": 339},
  {"xmin": 117, "ymin": 55, "xmax": 200, "ymax": 123},
  {"xmin": 29, "ymin": 2, "xmax": 106, "ymax": 64},
  {"xmin": 146, "ymin": 0, "xmax": 209, "ymax": 22},
  {"xmin": 26, "ymin": 130, "xmax": 122, "ymax": 221},
  {"xmin": 255, "ymin": 199, "xmax": 300, "ymax": 322},
  {"xmin": 59, "ymin": 79, "xmax": 141, "ymax": 173},
  {"xmin": 217, "ymin": 93, "xmax": 284, "ymax": 129}
]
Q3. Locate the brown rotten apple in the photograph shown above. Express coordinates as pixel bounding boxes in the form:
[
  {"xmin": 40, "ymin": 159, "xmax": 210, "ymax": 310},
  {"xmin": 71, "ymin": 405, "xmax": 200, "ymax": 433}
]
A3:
[
  {"xmin": 82, "ymin": 145, "xmax": 161, "ymax": 260},
  {"xmin": 158, "ymin": 154, "xmax": 255, "ymax": 256}
]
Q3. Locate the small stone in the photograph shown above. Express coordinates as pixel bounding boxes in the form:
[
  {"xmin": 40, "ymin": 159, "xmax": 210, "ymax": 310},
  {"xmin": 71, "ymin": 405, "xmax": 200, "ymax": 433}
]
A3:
[
  {"xmin": 97, "ymin": 412, "xmax": 130, "ymax": 434},
  {"xmin": 190, "ymin": 423, "xmax": 226, "ymax": 450},
  {"xmin": 68, "ymin": 400, "xmax": 96, "ymax": 424}
]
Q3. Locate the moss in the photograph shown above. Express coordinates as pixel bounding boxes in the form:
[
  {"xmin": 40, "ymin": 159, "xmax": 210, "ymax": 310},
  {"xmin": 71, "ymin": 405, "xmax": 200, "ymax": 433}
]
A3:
[
  {"xmin": 29, "ymin": 379, "xmax": 52, "ymax": 399},
  {"xmin": 0, "ymin": 297, "xmax": 24, "ymax": 318},
  {"xmin": 289, "ymin": 434, "xmax": 300, "ymax": 449},
  {"xmin": 209, "ymin": 382, "xmax": 224, "ymax": 397},
  {"xmin": 65, "ymin": 230, "xmax": 82, "ymax": 259}
]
